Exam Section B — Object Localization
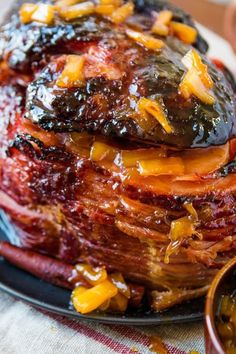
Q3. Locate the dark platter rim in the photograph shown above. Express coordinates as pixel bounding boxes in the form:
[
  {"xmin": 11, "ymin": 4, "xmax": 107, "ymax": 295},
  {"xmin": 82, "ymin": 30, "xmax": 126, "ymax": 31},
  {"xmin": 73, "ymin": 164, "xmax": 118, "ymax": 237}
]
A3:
[{"xmin": 0, "ymin": 258, "xmax": 204, "ymax": 326}]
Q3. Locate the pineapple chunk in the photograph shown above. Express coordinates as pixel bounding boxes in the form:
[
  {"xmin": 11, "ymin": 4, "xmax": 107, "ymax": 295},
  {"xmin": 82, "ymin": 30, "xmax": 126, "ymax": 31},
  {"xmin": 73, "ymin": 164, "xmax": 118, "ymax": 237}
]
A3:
[
  {"xmin": 182, "ymin": 49, "xmax": 213, "ymax": 89},
  {"xmin": 152, "ymin": 23, "xmax": 168, "ymax": 37},
  {"xmin": 137, "ymin": 97, "xmax": 173, "ymax": 134},
  {"xmin": 126, "ymin": 29, "xmax": 165, "ymax": 51},
  {"xmin": 58, "ymin": 1, "xmax": 95, "ymax": 21},
  {"xmin": 180, "ymin": 50, "xmax": 215, "ymax": 105},
  {"xmin": 120, "ymin": 148, "xmax": 166, "ymax": 167},
  {"xmin": 95, "ymin": 4, "xmax": 116, "ymax": 16},
  {"xmin": 72, "ymin": 286, "xmax": 87, "ymax": 297},
  {"xmin": 152, "ymin": 10, "xmax": 173, "ymax": 36},
  {"xmin": 56, "ymin": 55, "xmax": 85, "ymax": 88},
  {"xmin": 138, "ymin": 157, "xmax": 185, "ymax": 176},
  {"xmin": 157, "ymin": 10, "xmax": 173, "ymax": 24},
  {"xmin": 100, "ymin": 0, "xmax": 122, "ymax": 6},
  {"xmin": 72, "ymin": 280, "xmax": 118, "ymax": 314},
  {"xmin": 31, "ymin": 4, "xmax": 55, "ymax": 24},
  {"xmin": 169, "ymin": 21, "xmax": 197, "ymax": 44},
  {"xmin": 170, "ymin": 216, "xmax": 196, "ymax": 241},
  {"xmin": 90, "ymin": 142, "xmax": 118, "ymax": 162},
  {"xmin": 19, "ymin": 3, "xmax": 38, "ymax": 24},
  {"xmin": 179, "ymin": 68, "xmax": 215, "ymax": 105},
  {"xmin": 109, "ymin": 2, "xmax": 134, "ymax": 24}
]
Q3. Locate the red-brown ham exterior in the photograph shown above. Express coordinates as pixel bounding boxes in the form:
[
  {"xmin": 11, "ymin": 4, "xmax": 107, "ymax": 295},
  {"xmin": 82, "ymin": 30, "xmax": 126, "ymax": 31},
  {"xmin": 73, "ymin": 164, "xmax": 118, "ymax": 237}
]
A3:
[{"xmin": 0, "ymin": 0, "xmax": 236, "ymax": 311}]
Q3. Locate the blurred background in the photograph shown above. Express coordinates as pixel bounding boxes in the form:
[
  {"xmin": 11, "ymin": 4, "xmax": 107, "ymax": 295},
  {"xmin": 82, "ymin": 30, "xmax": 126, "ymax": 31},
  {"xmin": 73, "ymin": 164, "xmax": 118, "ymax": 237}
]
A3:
[
  {"xmin": 0, "ymin": 0, "xmax": 235, "ymax": 74},
  {"xmin": 171, "ymin": 0, "xmax": 236, "ymax": 77},
  {"xmin": 172, "ymin": 0, "xmax": 236, "ymax": 75},
  {"xmin": 172, "ymin": 0, "xmax": 234, "ymax": 39}
]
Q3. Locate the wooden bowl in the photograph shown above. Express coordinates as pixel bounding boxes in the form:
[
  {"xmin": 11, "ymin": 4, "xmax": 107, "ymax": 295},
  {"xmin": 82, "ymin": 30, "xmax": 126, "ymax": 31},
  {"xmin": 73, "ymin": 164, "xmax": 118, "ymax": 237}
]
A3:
[{"xmin": 205, "ymin": 257, "xmax": 236, "ymax": 354}]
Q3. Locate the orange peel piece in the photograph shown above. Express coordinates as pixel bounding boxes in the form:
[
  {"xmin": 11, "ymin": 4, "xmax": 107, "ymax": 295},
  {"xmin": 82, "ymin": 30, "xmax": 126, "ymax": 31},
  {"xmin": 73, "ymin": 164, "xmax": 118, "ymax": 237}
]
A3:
[
  {"xmin": 126, "ymin": 29, "xmax": 165, "ymax": 51},
  {"xmin": 182, "ymin": 49, "xmax": 214, "ymax": 89},
  {"xmin": 137, "ymin": 97, "xmax": 173, "ymax": 133},
  {"xmin": 179, "ymin": 68, "xmax": 215, "ymax": 105},
  {"xmin": 169, "ymin": 21, "xmax": 197, "ymax": 44},
  {"xmin": 138, "ymin": 157, "xmax": 185, "ymax": 176},
  {"xmin": 90, "ymin": 141, "xmax": 118, "ymax": 162}
]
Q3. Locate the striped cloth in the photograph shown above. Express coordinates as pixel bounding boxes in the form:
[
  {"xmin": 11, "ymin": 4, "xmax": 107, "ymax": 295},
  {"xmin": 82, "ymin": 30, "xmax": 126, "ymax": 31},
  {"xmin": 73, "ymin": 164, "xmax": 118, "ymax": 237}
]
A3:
[{"xmin": 0, "ymin": 291, "xmax": 205, "ymax": 354}]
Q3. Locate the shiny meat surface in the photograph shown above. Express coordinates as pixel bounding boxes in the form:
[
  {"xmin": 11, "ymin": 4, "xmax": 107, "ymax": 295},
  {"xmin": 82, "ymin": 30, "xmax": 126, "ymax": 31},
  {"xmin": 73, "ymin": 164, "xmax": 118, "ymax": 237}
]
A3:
[
  {"xmin": 0, "ymin": 0, "xmax": 208, "ymax": 72},
  {"xmin": 0, "ymin": 0, "xmax": 236, "ymax": 311},
  {"xmin": 0, "ymin": 1, "xmax": 235, "ymax": 148},
  {"xmin": 26, "ymin": 36, "xmax": 235, "ymax": 148}
]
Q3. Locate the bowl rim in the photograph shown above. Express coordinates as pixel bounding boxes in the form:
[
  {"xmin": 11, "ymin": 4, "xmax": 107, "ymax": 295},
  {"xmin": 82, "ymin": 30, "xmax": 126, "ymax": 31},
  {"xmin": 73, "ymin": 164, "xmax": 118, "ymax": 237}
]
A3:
[{"xmin": 205, "ymin": 256, "xmax": 236, "ymax": 354}]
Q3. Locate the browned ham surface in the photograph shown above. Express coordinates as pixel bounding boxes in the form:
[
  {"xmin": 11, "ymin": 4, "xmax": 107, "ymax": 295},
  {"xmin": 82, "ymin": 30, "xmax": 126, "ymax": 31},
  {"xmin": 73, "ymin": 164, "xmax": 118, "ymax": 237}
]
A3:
[{"xmin": 0, "ymin": 0, "xmax": 236, "ymax": 311}]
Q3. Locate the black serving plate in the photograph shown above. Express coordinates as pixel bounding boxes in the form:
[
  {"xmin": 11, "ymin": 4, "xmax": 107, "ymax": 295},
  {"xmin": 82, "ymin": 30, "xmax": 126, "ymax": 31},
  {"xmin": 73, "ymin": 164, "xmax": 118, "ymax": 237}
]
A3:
[{"xmin": 0, "ymin": 211, "xmax": 204, "ymax": 325}]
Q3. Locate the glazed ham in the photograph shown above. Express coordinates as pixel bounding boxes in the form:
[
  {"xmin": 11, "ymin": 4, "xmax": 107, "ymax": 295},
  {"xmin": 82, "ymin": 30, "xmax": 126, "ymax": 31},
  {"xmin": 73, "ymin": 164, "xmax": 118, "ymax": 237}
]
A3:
[{"xmin": 0, "ymin": 0, "xmax": 236, "ymax": 311}]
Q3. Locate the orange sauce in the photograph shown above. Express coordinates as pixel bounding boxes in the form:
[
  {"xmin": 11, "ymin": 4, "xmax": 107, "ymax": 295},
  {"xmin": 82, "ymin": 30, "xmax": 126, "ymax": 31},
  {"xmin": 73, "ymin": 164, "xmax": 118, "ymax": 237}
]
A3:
[
  {"xmin": 149, "ymin": 336, "xmax": 168, "ymax": 354},
  {"xmin": 217, "ymin": 293, "xmax": 236, "ymax": 353}
]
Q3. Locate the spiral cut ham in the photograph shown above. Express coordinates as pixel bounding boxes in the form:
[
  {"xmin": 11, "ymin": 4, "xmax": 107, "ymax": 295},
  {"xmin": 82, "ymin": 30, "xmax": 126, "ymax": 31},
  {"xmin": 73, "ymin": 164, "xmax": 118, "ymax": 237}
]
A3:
[{"xmin": 0, "ymin": 0, "xmax": 236, "ymax": 312}]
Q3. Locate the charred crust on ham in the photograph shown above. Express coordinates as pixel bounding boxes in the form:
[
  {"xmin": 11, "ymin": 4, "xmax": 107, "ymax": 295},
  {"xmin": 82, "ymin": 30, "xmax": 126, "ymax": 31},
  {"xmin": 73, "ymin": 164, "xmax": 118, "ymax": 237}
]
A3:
[{"xmin": 0, "ymin": 0, "xmax": 236, "ymax": 311}]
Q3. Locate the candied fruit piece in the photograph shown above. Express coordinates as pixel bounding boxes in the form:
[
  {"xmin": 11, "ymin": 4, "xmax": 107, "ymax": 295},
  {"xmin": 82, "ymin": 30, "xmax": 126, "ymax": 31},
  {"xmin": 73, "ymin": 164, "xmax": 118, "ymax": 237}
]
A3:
[
  {"xmin": 95, "ymin": 4, "xmax": 116, "ymax": 16},
  {"xmin": 170, "ymin": 216, "xmax": 196, "ymax": 241},
  {"xmin": 19, "ymin": 3, "xmax": 38, "ymax": 24},
  {"xmin": 137, "ymin": 97, "xmax": 173, "ymax": 133},
  {"xmin": 120, "ymin": 148, "xmax": 166, "ymax": 167},
  {"xmin": 169, "ymin": 21, "xmax": 197, "ymax": 44},
  {"xmin": 152, "ymin": 10, "xmax": 173, "ymax": 36},
  {"xmin": 31, "ymin": 4, "xmax": 55, "ymax": 24},
  {"xmin": 58, "ymin": 1, "xmax": 95, "ymax": 21},
  {"xmin": 90, "ymin": 141, "xmax": 118, "ymax": 162},
  {"xmin": 126, "ymin": 29, "xmax": 165, "ymax": 51},
  {"xmin": 138, "ymin": 157, "xmax": 184, "ymax": 176},
  {"xmin": 109, "ymin": 2, "xmax": 134, "ymax": 24},
  {"xmin": 72, "ymin": 280, "xmax": 118, "ymax": 314},
  {"xmin": 56, "ymin": 55, "xmax": 85, "ymax": 88},
  {"xmin": 179, "ymin": 68, "xmax": 215, "ymax": 105},
  {"xmin": 182, "ymin": 49, "xmax": 213, "ymax": 89}
]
